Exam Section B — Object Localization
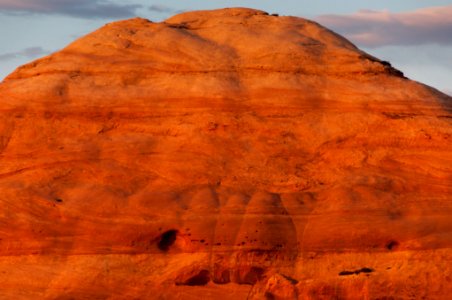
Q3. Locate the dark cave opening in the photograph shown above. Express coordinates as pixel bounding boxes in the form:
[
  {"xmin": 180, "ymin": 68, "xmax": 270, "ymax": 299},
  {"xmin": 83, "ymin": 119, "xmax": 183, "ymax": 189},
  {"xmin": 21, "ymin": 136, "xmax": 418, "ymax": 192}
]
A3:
[{"xmin": 157, "ymin": 229, "xmax": 178, "ymax": 251}]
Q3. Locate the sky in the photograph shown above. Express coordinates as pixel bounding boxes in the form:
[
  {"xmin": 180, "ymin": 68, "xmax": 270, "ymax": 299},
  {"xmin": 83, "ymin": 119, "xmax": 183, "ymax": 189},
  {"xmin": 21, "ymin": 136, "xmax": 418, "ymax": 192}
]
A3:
[{"xmin": 0, "ymin": 0, "xmax": 451, "ymax": 95}]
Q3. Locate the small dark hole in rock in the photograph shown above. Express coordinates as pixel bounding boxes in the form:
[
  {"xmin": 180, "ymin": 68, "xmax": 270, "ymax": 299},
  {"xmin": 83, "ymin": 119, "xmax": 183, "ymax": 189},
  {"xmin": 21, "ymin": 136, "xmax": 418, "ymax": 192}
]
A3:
[
  {"xmin": 183, "ymin": 270, "xmax": 210, "ymax": 286},
  {"xmin": 158, "ymin": 229, "xmax": 178, "ymax": 251},
  {"xmin": 265, "ymin": 292, "xmax": 276, "ymax": 300},
  {"xmin": 339, "ymin": 271, "xmax": 355, "ymax": 276},
  {"xmin": 358, "ymin": 267, "xmax": 374, "ymax": 273},
  {"xmin": 386, "ymin": 240, "xmax": 399, "ymax": 250},
  {"xmin": 54, "ymin": 198, "xmax": 63, "ymax": 203},
  {"xmin": 339, "ymin": 267, "xmax": 374, "ymax": 276}
]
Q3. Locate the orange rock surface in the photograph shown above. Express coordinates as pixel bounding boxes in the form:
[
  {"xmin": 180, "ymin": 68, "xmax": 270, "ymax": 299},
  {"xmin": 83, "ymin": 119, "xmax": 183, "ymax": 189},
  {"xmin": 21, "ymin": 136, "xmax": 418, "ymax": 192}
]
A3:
[{"xmin": 0, "ymin": 8, "xmax": 451, "ymax": 299}]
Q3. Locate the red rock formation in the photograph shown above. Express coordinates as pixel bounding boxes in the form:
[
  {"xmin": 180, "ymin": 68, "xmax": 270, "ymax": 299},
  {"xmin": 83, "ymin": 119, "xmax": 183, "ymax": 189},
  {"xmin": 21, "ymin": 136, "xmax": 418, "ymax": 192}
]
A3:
[{"xmin": 0, "ymin": 8, "xmax": 451, "ymax": 299}]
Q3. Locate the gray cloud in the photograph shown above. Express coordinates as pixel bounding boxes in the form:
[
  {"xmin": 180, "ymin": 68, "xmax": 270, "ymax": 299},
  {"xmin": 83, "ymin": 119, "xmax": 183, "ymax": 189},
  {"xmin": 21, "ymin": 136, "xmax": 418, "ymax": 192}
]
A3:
[
  {"xmin": 316, "ymin": 5, "xmax": 452, "ymax": 47},
  {"xmin": 0, "ymin": 53, "xmax": 16, "ymax": 61},
  {"xmin": 0, "ymin": 0, "xmax": 142, "ymax": 19},
  {"xmin": 0, "ymin": 47, "xmax": 49, "ymax": 61},
  {"xmin": 149, "ymin": 4, "xmax": 179, "ymax": 14}
]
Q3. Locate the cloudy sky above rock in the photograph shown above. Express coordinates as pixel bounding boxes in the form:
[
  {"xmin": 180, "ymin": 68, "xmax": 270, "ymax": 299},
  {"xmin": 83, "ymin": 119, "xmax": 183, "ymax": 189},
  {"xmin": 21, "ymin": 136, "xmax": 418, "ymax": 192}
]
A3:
[{"xmin": 0, "ymin": 0, "xmax": 451, "ymax": 95}]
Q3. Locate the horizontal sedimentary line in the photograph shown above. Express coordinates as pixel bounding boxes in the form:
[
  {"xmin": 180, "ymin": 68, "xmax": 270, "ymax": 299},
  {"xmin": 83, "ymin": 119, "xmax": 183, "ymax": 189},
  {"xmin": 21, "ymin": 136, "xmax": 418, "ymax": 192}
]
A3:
[{"xmin": 6, "ymin": 66, "xmax": 395, "ymax": 80}]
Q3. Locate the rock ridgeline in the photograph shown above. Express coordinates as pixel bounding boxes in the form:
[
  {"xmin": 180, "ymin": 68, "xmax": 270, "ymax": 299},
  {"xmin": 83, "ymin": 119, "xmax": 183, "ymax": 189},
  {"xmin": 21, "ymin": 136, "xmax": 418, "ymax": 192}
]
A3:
[{"xmin": 0, "ymin": 8, "xmax": 451, "ymax": 300}]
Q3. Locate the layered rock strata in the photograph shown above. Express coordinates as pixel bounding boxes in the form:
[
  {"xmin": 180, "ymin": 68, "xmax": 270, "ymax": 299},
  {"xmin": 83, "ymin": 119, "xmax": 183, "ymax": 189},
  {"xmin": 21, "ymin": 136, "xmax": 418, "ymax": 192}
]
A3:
[{"xmin": 0, "ymin": 8, "xmax": 451, "ymax": 299}]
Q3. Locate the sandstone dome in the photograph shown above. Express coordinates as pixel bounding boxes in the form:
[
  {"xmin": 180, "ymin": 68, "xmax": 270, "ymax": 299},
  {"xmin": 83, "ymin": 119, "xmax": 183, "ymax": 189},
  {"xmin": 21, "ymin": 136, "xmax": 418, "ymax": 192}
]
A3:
[{"xmin": 0, "ymin": 8, "xmax": 451, "ymax": 299}]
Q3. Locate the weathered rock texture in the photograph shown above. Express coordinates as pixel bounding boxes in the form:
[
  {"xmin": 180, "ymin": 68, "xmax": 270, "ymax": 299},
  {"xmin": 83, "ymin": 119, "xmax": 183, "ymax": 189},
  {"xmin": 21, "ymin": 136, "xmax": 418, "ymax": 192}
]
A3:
[{"xmin": 0, "ymin": 8, "xmax": 451, "ymax": 299}]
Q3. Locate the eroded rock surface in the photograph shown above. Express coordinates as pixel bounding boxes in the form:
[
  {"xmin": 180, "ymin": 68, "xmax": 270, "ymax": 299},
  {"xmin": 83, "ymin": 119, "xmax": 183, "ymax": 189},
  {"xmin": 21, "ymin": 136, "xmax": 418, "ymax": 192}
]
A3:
[{"xmin": 0, "ymin": 8, "xmax": 451, "ymax": 299}]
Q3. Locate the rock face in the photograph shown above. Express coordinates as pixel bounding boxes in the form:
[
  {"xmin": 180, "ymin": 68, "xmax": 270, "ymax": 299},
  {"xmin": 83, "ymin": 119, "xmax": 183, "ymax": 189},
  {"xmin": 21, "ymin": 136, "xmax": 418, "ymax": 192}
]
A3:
[{"xmin": 0, "ymin": 8, "xmax": 451, "ymax": 299}]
